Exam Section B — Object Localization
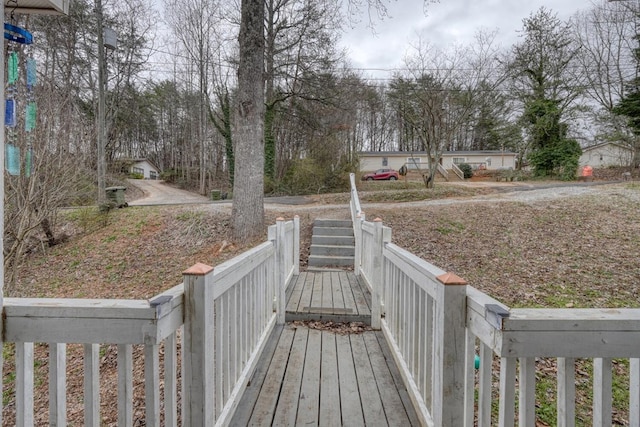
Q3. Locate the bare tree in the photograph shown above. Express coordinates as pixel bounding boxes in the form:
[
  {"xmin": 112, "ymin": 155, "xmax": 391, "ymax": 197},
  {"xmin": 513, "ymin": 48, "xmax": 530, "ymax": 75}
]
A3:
[
  {"xmin": 394, "ymin": 40, "xmax": 479, "ymax": 187},
  {"xmin": 165, "ymin": 0, "xmax": 220, "ymax": 194}
]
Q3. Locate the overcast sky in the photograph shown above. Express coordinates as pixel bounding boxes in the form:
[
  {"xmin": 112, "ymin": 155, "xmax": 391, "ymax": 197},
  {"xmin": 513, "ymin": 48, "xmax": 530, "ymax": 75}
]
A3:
[{"xmin": 340, "ymin": 0, "xmax": 590, "ymax": 77}]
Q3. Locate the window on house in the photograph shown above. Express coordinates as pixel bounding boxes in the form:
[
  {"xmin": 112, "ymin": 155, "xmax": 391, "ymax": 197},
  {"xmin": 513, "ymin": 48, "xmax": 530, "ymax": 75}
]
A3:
[
  {"xmin": 382, "ymin": 157, "xmax": 388, "ymax": 166},
  {"xmin": 407, "ymin": 157, "xmax": 422, "ymax": 169},
  {"xmin": 452, "ymin": 157, "xmax": 466, "ymax": 165},
  {"xmin": 133, "ymin": 167, "xmax": 144, "ymax": 175}
]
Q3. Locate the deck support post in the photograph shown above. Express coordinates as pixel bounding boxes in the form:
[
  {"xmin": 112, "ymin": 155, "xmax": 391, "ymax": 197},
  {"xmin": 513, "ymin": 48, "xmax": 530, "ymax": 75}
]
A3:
[
  {"xmin": 433, "ymin": 272, "xmax": 467, "ymax": 427},
  {"xmin": 183, "ymin": 263, "xmax": 215, "ymax": 426}
]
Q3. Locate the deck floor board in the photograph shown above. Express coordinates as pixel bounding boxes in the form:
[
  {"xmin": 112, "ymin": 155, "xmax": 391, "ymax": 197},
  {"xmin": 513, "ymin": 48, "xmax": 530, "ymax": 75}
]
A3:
[
  {"xmin": 233, "ymin": 271, "xmax": 419, "ymax": 426},
  {"xmin": 286, "ymin": 270, "xmax": 371, "ymax": 323}
]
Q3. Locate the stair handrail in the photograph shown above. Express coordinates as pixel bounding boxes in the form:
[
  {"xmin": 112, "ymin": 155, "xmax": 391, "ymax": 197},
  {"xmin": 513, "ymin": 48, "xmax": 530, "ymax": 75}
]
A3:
[
  {"xmin": 437, "ymin": 163, "xmax": 449, "ymax": 181},
  {"xmin": 451, "ymin": 163, "xmax": 464, "ymax": 180},
  {"xmin": 349, "ymin": 173, "xmax": 362, "ymax": 223}
]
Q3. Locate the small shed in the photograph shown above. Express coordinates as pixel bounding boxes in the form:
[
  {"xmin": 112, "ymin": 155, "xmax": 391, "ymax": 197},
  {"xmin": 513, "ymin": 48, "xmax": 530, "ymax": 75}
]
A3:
[{"xmin": 579, "ymin": 142, "xmax": 633, "ymax": 168}]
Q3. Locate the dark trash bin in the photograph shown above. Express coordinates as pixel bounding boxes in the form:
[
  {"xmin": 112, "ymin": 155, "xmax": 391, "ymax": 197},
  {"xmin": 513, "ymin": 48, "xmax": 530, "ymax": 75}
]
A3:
[{"xmin": 105, "ymin": 186, "xmax": 127, "ymax": 208}]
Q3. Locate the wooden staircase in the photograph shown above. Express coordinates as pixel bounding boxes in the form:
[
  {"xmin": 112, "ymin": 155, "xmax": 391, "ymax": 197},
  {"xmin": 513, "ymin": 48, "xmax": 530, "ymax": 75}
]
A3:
[{"xmin": 308, "ymin": 219, "xmax": 355, "ymax": 269}]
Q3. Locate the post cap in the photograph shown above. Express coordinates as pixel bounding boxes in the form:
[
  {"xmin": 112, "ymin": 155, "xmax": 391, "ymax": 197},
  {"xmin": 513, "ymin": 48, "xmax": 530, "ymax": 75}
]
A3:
[
  {"xmin": 436, "ymin": 272, "xmax": 467, "ymax": 285},
  {"xmin": 183, "ymin": 263, "xmax": 214, "ymax": 276}
]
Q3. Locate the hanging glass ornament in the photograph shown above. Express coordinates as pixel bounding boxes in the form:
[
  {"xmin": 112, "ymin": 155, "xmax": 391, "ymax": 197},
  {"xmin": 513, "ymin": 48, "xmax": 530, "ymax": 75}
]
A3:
[{"xmin": 6, "ymin": 144, "xmax": 20, "ymax": 176}]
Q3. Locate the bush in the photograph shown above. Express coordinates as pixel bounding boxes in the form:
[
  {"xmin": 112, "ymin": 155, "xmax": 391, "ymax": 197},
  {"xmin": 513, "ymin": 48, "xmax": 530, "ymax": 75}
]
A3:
[
  {"xmin": 129, "ymin": 172, "xmax": 144, "ymax": 179},
  {"xmin": 458, "ymin": 163, "xmax": 473, "ymax": 179}
]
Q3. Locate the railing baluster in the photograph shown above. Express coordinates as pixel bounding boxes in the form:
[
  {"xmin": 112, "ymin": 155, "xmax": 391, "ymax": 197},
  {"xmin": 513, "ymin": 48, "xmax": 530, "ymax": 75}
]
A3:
[
  {"xmin": 216, "ymin": 295, "xmax": 224, "ymax": 417},
  {"xmin": 519, "ymin": 357, "xmax": 535, "ymax": 427},
  {"xmin": 557, "ymin": 357, "xmax": 576, "ymax": 427},
  {"xmin": 84, "ymin": 343, "xmax": 100, "ymax": 427},
  {"xmin": 165, "ymin": 333, "xmax": 178, "ymax": 427},
  {"xmin": 275, "ymin": 218, "xmax": 286, "ymax": 324},
  {"xmin": 117, "ymin": 344, "xmax": 133, "ymax": 427},
  {"xmin": 478, "ymin": 342, "xmax": 492, "ymax": 427},
  {"xmin": 417, "ymin": 289, "xmax": 426, "ymax": 400},
  {"xmin": 463, "ymin": 333, "xmax": 475, "ymax": 427},
  {"xmin": 593, "ymin": 357, "xmax": 613, "ymax": 427},
  {"xmin": 631, "ymin": 358, "xmax": 640, "ymax": 427},
  {"xmin": 425, "ymin": 294, "xmax": 434, "ymax": 409},
  {"xmin": 16, "ymin": 342, "xmax": 34, "ymax": 427},
  {"xmin": 49, "ymin": 342, "xmax": 66, "ymax": 427},
  {"xmin": 144, "ymin": 344, "xmax": 160, "ymax": 427},
  {"xmin": 498, "ymin": 357, "xmax": 516, "ymax": 427}
]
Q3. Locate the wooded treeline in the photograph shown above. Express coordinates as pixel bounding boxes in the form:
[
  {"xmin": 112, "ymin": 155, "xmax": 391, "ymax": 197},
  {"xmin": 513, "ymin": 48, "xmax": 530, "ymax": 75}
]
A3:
[
  {"xmin": 4, "ymin": 0, "xmax": 640, "ymax": 283},
  {"xmin": 18, "ymin": 1, "xmax": 640, "ymax": 193}
]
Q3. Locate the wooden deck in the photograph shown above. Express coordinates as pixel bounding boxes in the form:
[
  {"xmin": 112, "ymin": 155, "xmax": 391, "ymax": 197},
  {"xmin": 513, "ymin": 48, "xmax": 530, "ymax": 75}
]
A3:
[
  {"xmin": 285, "ymin": 270, "xmax": 371, "ymax": 324},
  {"xmin": 231, "ymin": 271, "xmax": 420, "ymax": 426}
]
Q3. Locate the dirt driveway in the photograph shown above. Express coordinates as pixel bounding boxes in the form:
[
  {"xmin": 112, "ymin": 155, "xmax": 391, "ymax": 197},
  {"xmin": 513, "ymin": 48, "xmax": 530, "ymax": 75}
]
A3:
[{"xmin": 127, "ymin": 179, "xmax": 211, "ymax": 206}]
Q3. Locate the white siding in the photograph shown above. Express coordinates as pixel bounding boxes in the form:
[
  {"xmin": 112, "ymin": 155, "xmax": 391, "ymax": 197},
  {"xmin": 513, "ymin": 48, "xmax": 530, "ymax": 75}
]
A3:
[
  {"xmin": 360, "ymin": 152, "xmax": 517, "ymax": 172},
  {"xmin": 580, "ymin": 144, "xmax": 633, "ymax": 168},
  {"xmin": 131, "ymin": 160, "xmax": 159, "ymax": 179}
]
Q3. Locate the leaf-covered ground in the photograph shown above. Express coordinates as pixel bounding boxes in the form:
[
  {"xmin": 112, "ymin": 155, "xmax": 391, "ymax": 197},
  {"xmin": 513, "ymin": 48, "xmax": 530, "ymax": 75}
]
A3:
[{"xmin": 5, "ymin": 180, "xmax": 640, "ymax": 424}]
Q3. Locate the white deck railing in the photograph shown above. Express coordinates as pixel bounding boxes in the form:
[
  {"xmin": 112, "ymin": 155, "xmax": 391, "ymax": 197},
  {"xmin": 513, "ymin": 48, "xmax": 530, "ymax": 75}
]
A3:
[
  {"xmin": 466, "ymin": 288, "xmax": 640, "ymax": 427},
  {"xmin": 3, "ymin": 217, "xmax": 299, "ymax": 426},
  {"xmin": 349, "ymin": 172, "xmax": 640, "ymax": 427}
]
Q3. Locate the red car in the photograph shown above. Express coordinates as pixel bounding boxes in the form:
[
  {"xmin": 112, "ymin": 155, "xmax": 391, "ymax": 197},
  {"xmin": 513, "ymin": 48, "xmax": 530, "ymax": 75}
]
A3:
[{"xmin": 362, "ymin": 168, "xmax": 399, "ymax": 181}]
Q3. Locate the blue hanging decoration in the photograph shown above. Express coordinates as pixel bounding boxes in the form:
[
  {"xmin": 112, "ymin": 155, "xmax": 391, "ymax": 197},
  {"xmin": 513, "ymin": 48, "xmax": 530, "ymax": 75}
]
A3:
[
  {"xmin": 26, "ymin": 58, "xmax": 36, "ymax": 88},
  {"xmin": 5, "ymin": 20, "xmax": 37, "ymax": 177},
  {"xmin": 5, "ymin": 98, "xmax": 16, "ymax": 127},
  {"xmin": 4, "ymin": 23, "xmax": 33, "ymax": 45},
  {"xmin": 6, "ymin": 144, "xmax": 20, "ymax": 176}
]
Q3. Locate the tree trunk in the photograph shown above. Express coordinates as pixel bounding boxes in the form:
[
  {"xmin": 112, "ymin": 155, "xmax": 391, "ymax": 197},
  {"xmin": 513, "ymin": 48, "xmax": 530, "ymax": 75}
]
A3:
[{"xmin": 232, "ymin": 0, "xmax": 265, "ymax": 242}]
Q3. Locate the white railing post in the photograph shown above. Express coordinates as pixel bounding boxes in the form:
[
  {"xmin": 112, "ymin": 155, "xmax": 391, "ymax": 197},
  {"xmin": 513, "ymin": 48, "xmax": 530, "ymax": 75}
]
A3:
[
  {"xmin": 275, "ymin": 218, "xmax": 286, "ymax": 324},
  {"xmin": 371, "ymin": 219, "xmax": 384, "ymax": 329},
  {"xmin": 353, "ymin": 213, "xmax": 364, "ymax": 275},
  {"xmin": 183, "ymin": 263, "xmax": 215, "ymax": 426},
  {"xmin": 293, "ymin": 215, "xmax": 300, "ymax": 275},
  {"xmin": 433, "ymin": 272, "xmax": 467, "ymax": 427}
]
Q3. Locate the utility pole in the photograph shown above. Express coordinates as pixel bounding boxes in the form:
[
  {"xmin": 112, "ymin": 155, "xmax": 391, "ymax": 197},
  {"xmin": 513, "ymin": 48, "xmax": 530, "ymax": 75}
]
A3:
[{"xmin": 96, "ymin": 0, "xmax": 107, "ymax": 204}]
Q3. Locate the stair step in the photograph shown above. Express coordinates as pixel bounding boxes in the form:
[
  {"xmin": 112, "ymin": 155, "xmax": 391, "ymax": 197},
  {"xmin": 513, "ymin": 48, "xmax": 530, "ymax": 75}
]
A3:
[
  {"xmin": 310, "ymin": 244, "xmax": 355, "ymax": 257},
  {"xmin": 312, "ymin": 235, "xmax": 355, "ymax": 246},
  {"xmin": 308, "ymin": 254, "xmax": 354, "ymax": 267},
  {"xmin": 314, "ymin": 219, "xmax": 352, "ymax": 228},
  {"xmin": 312, "ymin": 226, "xmax": 354, "ymax": 237}
]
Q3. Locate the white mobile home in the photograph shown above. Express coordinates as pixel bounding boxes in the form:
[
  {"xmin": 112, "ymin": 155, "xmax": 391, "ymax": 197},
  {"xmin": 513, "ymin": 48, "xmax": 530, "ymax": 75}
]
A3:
[{"xmin": 359, "ymin": 150, "xmax": 518, "ymax": 172}]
